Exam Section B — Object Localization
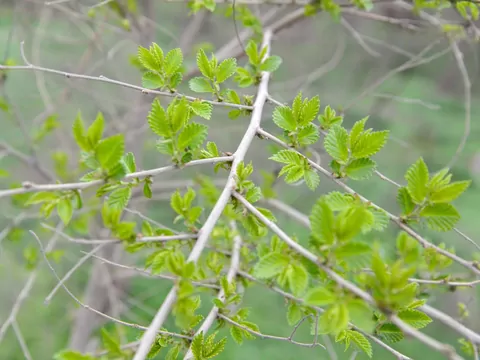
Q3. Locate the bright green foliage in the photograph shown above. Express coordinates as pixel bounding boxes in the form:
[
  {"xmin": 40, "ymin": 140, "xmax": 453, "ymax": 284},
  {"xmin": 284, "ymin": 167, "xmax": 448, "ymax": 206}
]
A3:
[
  {"xmin": 26, "ymin": 190, "xmax": 81, "ymax": 225},
  {"xmin": 323, "ymin": 117, "xmax": 389, "ymax": 180},
  {"xmin": 269, "ymin": 150, "xmax": 320, "ymax": 190},
  {"xmin": 148, "ymin": 98, "xmax": 208, "ymax": 165},
  {"xmin": 398, "ymin": 159, "xmax": 470, "ymax": 231},
  {"xmin": 234, "ymin": 39, "xmax": 282, "ymax": 87},
  {"xmin": 318, "ymin": 105, "xmax": 343, "ymax": 129},
  {"xmin": 191, "ymin": 331, "xmax": 227, "ymax": 360},
  {"xmin": 33, "ymin": 114, "xmax": 60, "ymax": 143},
  {"xmin": 170, "ymin": 188, "xmax": 203, "ymax": 230},
  {"xmin": 53, "ymin": 350, "xmax": 95, "ymax": 360},
  {"xmin": 200, "ymin": 141, "xmax": 232, "ymax": 173},
  {"xmin": 225, "ymin": 89, "xmax": 253, "ymax": 119},
  {"xmin": 272, "ymin": 93, "xmax": 320, "ymax": 149},
  {"xmin": 188, "ymin": 0, "xmax": 216, "ymax": 13},
  {"xmin": 304, "ymin": 0, "xmax": 341, "ymax": 19},
  {"xmin": 137, "ymin": 43, "xmax": 183, "ymax": 91},
  {"xmin": 336, "ymin": 329, "xmax": 373, "ymax": 358},
  {"xmin": 189, "ymin": 48, "xmax": 237, "ymax": 100}
]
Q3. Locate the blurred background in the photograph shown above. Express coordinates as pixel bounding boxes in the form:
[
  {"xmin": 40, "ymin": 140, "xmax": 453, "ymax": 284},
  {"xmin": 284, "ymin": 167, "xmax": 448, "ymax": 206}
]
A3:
[{"xmin": 1, "ymin": 0, "xmax": 480, "ymax": 359}]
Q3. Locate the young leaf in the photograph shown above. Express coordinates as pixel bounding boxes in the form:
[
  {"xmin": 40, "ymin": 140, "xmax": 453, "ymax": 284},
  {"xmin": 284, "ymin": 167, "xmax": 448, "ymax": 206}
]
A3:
[
  {"xmin": 348, "ymin": 330, "xmax": 373, "ymax": 358},
  {"xmin": 420, "ymin": 203, "xmax": 460, "ymax": 231},
  {"xmin": 138, "ymin": 46, "xmax": 159, "ymax": 71},
  {"xmin": 191, "ymin": 332, "xmax": 204, "ymax": 360},
  {"xmin": 100, "ymin": 328, "xmax": 122, "ymax": 355},
  {"xmin": 57, "ymin": 198, "xmax": 73, "ymax": 225},
  {"xmin": 405, "ymin": 157, "xmax": 429, "ymax": 204},
  {"xmin": 142, "ymin": 72, "xmax": 164, "ymax": 89},
  {"xmin": 122, "ymin": 152, "xmax": 136, "ymax": 173},
  {"xmin": 272, "ymin": 106, "xmax": 296, "ymax": 131},
  {"xmin": 197, "ymin": 49, "xmax": 214, "ymax": 79},
  {"xmin": 96, "ymin": 134, "xmax": 125, "ymax": 171},
  {"xmin": 216, "ymin": 58, "xmax": 237, "ymax": 83},
  {"xmin": 304, "ymin": 287, "xmax": 336, "ymax": 306},
  {"xmin": 397, "ymin": 187, "xmax": 415, "ymax": 215},
  {"xmin": 164, "ymin": 48, "xmax": 183, "ymax": 76},
  {"xmin": 190, "ymin": 100, "xmax": 212, "ymax": 120},
  {"xmin": 348, "ymin": 117, "xmax": 368, "ymax": 149},
  {"xmin": 253, "ymin": 252, "xmax": 290, "ymax": 279},
  {"xmin": 299, "ymin": 96, "xmax": 320, "ymax": 126},
  {"xmin": 324, "ymin": 125, "xmax": 349, "ymax": 163},
  {"xmin": 377, "ymin": 323, "xmax": 404, "ymax": 343},
  {"xmin": 108, "ymin": 187, "xmax": 132, "ymax": 210},
  {"xmin": 297, "ymin": 124, "xmax": 319, "ymax": 146},
  {"xmin": 87, "ymin": 112, "xmax": 104, "ymax": 148},
  {"xmin": 54, "ymin": 350, "xmax": 95, "ymax": 360},
  {"xmin": 429, "ymin": 180, "xmax": 471, "ymax": 203},
  {"xmin": 260, "ymin": 55, "xmax": 282, "ymax": 72},
  {"xmin": 287, "ymin": 302, "xmax": 302, "ymax": 326},
  {"xmin": 288, "ymin": 263, "xmax": 309, "ymax": 296},
  {"xmin": 304, "ymin": 168, "xmax": 320, "ymax": 190},
  {"xmin": 148, "ymin": 99, "xmax": 170, "ymax": 137},
  {"xmin": 351, "ymin": 131, "xmax": 389, "ymax": 159},
  {"xmin": 310, "ymin": 199, "xmax": 335, "ymax": 244},
  {"xmin": 189, "ymin": 77, "xmax": 214, "ymax": 93},
  {"xmin": 245, "ymin": 40, "xmax": 259, "ymax": 65},
  {"xmin": 345, "ymin": 158, "xmax": 376, "ymax": 180},
  {"xmin": 178, "ymin": 123, "xmax": 208, "ymax": 150},
  {"xmin": 72, "ymin": 112, "xmax": 90, "ymax": 151},
  {"xmin": 397, "ymin": 309, "xmax": 432, "ymax": 329}
]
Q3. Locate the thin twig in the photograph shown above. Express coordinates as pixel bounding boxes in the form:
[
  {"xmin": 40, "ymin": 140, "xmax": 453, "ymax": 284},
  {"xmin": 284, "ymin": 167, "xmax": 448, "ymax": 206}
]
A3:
[
  {"xmin": 12, "ymin": 320, "xmax": 33, "ymax": 360},
  {"xmin": 0, "ymin": 156, "xmax": 233, "ymax": 198}
]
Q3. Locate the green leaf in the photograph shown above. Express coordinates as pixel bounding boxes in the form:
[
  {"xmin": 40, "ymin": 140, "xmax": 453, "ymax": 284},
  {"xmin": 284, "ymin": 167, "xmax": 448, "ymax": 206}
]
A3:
[
  {"xmin": 323, "ymin": 192, "xmax": 354, "ymax": 211},
  {"xmin": 347, "ymin": 300, "xmax": 375, "ymax": 333},
  {"xmin": 310, "ymin": 199, "xmax": 335, "ymax": 244},
  {"xmin": 245, "ymin": 40, "xmax": 259, "ymax": 65},
  {"xmin": 178, "ymin": 123, "xmax": 208, "ymax": 150},
  {"xmin": 351, "ymin": 131, "xmax": 389, "ymax": 159},
  {"xmin": 150, "ymin": 43, "xmax": 164, "ymax": 67},
  {"xmin": 190, "ymin": 100, "xmax": 212, "ymax": 120},
  {"xmin": 142, "ymin": 71, "xmax": 164, "ymax": 89},
  {"xmin": 319, "ymin": 303, "xmax": 349, "ymax": 334},
  {"xmin": 288, "ymin": 263, "xmax": 309, "ymax": 296},
  {"xmin": 304, "ymin": 287, "xmax": 336, "ymax": 306},
  {"xmin": 96, "ymin": 134, "xmax": 125, "ymax": 171},
  {"xmin": 348, "ymin": 117, "xmax": 368, "ymax": 149},
  {"xmin": 377, "ymin": 323, "xmax": 404, "ymax": 343},
  {"xmin": 26, "ymin": 191, "xmax": 58, "ymax": 205},
  {"xmin": 287, "ymin": 302, "xmax": 302, "ymax": 326},
  {"xmin": 100, "ymin": 328, "xmax": 122, "ymax": 355},
  {"xmin": 108, "ymin": 187, "xmax": 131, "ymax": 210},
  {"xmin": 230, "ymin": 326, "xmax": 243, "ymax": 344},
  {"xmin": 191, "ymin": 332, "xmax": 204, "ymax": 360},
  {"xmin": 428, "ymin": 168, "xmax": 451, "ymax": 191},
  {"xmin": 164, "ymin": 48, "xmax": 183, "ymax": 76},
  {"xmin": 429, "ymin": 180, "xmax": 471, "ymax": 203},
  {"xmin": 397, "ymin": 187, "xmax": 415, "ymax": 215},
  {"xmin": 334, "ymin": 242, "xmax": 371, "ymax": 257},
  {"xmin": 297, "ymin": 124, "xmax": 319, "ymax": 146},
  {"xmin": 398, "ymin": 309, "xmax": 432, "ymax": 329},
  {"xmin": 405, "ymin": 157, "xmax": 429, "ymax": 204},
  {"xmin": 54, "ymin": 350, "xmax": 95, "ymax": 360},
  {"xmin": 345, "ymin": 158, "xmax": 376, "ymax": 180},
  {"xmin": 57, "ymin": 198, "xmax": 73, "ymax": 225},
  {"xmin": 148, "ymin": 99, "xmax": 170, "ymax": 137},
  {"xmin": 86, "ymin": 112, "xmax": 104, "ymax": 148},
  {"xmin": 273, "ymin": 106, "xmax": 296, "ymax": 131},
  {"xmin": 420, "ymin": 203, "xmax": 460, "ymax": 232},
  {"xmin": 304, "ymin": 168, "xmax": 320, "ymax": 190},
  {"xmin": 72, "ymin": 112, "xmax": 90, "ymax": 151},
  {"xmin": 216, "ymin": 58, "xmax": 237, "ymax": 83},
  {"xmin": 138, "ymin": 46, "xmax": 159, "ymax": 71},
  {"xmin": 171, "ymin": 190, "xmax": 183, "ymax": 215},
  {"xmin": 260, "ymin": 55, "xmax": 282, "ymax": 72},
  {"xmin": 269, "ymin": 149, "xmax": 302, "ymax": 165},
  {"xmin": 348, "ymin": 330, "xmax": 373, "ymax": 358},
  {"xmin": 143, "ymin": 181, "xmax": 152, "ymax": 198},
  {"xmin": 122, "ymin": 152, "xmax": 136, "ymax": 173},
  {"xmin": 324, "ymin": 125, "xmax": 349, "ymax": 163},
  {"xmin": 197, "ymin": 49, "xmax": 214, "ymax": 79},
  {"xmin": 189, "ymin": 77, "xmax": 214, "ymax": 93},
  {"xmin": 204, "ymin": 335, "xmax": 227, "ymax": 358},
  {"xmin": 299, "ymin": 96, "xmax": 320, "ymax": 126},
  {"xmin": 253, "ymin": 252, "xmax": 290, "ymax": 279}
]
